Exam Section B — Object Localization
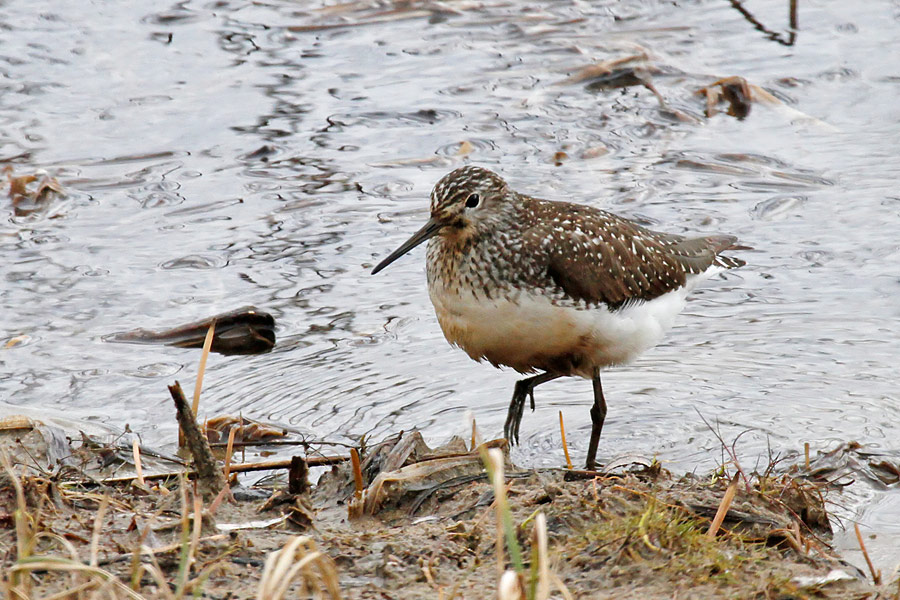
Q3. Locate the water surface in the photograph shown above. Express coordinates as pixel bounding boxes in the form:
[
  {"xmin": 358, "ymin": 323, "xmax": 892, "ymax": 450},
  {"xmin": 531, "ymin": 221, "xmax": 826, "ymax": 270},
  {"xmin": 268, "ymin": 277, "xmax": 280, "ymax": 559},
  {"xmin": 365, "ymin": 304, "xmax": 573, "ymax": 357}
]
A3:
[{"xmin": 2, "ymin": 0, "xmax": 899, "ymax": 571}]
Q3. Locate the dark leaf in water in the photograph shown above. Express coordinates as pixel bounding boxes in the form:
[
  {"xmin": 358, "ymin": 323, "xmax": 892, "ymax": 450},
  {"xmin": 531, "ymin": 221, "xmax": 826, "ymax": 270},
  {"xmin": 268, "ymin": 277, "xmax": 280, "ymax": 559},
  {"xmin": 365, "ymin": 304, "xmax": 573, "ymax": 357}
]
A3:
[
  {"xmin": 104, "ymin": 306, "xmax": 276, "ymax": 355},
  {"xmin": 558, "ymin": 53, "xmax": 652, "ymax": 86},
  {"xmin": 560, "ymin": 53, "xmax": 667, "ymax": 107},
  {"xmin": 584, "ymin": 67, "xmax": 649, "ymax": 91}
]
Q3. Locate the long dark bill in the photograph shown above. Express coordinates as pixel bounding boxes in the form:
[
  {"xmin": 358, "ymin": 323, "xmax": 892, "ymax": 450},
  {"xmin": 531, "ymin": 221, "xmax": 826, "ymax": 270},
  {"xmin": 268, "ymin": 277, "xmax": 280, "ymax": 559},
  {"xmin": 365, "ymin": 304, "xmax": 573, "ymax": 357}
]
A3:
[{"xmin": 371, "ymin": 218, "xmax": 445, "ymax": 275}]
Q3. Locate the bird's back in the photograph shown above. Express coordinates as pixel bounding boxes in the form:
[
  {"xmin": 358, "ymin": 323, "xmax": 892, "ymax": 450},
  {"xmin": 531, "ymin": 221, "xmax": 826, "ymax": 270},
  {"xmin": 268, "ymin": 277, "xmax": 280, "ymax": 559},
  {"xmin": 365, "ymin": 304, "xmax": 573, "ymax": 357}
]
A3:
[{"xmin": 516, "ymin": 196, "xmax": 744, "ymax": 310}]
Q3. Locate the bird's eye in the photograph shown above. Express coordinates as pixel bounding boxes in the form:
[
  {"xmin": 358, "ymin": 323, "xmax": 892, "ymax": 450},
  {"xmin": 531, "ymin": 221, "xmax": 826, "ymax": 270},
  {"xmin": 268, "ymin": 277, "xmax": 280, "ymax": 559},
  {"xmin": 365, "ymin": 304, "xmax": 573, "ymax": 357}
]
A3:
[{"xmin": 465, "ymin": 193, "xmax": 480, "ymax": 208}]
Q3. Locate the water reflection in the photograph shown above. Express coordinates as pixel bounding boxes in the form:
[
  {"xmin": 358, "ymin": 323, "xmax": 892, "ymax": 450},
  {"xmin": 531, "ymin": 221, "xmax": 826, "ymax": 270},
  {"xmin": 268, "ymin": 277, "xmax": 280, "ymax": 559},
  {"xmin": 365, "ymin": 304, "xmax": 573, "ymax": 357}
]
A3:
[{"xmin": 1, "ymin": 0, "xmax": 900, "ymax": 573}]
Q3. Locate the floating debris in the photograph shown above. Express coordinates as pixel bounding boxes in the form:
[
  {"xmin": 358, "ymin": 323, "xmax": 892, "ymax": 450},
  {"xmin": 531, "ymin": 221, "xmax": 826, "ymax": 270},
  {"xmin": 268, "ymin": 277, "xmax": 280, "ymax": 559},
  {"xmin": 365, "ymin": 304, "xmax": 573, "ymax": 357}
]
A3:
[
  {"xmin": 4, "ymin": 166, "xmax": 66, "ymax": 216},
  {"xmin": 560, "ymin": 53, "xmax": 668, "ymax": 108},
  {"xmin": 696, "ymin": 76, "xmax": 756, "ymax": 119},
  {"xmin": 205, "ymin": 415, "xmax": 287, "ymax": 445},
  {"xmin": 695, "ymin": 75, "xmax": 838, "ymax": 129},
  {"xmin": 799, "ymin": 440, "xmax": 900, "ymax": 488},
  {"xmin": 105, "ymin": 306, "xmax": 276, "ymax": 355}
]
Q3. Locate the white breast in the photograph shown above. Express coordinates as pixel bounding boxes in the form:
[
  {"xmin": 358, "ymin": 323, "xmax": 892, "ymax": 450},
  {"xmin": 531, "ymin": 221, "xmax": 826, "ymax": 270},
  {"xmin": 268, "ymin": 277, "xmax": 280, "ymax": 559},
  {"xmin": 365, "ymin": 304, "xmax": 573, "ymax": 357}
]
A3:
[{"xmin": 428, "ymin": 269, "xmax": 716, "ymax": 378}]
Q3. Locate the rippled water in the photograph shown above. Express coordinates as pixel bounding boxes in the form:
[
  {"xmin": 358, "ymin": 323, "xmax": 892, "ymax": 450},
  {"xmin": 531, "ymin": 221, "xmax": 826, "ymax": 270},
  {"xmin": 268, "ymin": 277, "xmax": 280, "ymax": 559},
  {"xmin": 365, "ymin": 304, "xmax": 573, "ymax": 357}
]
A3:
[{"xmin": 2, "ymin": 0, "xmax": 899, "ymax": 570}]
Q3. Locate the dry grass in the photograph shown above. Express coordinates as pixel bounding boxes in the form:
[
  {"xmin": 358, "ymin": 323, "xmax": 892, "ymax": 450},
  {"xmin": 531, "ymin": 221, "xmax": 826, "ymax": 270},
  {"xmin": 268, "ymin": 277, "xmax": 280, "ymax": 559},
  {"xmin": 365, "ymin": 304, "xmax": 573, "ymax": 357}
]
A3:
[
  {"xmin": 2, "ymin": 444, "xmax": 341, "ymax": 599},
  {"xmin": 257, "ymin": 536, "xmax": 341, "ymax": 600},
  {"xmin": 2, "ymin": 450, "xmax": 144, "ymax": 599},
  {"xmin": 1, "ymin": 454, "xmax": 229, "ymax": 600},
  {"xmin": 1, "ymin": 425, "xmax": 884, "ymax": 600}
]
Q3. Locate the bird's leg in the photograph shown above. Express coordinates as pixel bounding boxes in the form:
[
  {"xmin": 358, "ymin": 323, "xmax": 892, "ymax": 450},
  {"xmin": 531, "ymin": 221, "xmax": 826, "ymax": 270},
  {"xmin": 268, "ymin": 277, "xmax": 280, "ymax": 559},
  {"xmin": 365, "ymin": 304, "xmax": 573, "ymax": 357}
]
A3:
[
  {"xmin": 585, "ymin": 367, "xmax": 607, "ymax": 470},
  {"xmin": 503, "ymin": 372, "xmax": 561, "ymax": 445}
]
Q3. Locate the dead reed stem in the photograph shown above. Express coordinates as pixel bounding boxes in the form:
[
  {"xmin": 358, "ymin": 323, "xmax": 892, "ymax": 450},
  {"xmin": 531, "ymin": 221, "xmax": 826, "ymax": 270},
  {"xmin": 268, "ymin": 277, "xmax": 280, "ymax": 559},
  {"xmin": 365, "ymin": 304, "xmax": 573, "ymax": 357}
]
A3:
[
  {"xmin": 350, "ymin": 448, "xmax": 363, "ymax": 496},
  {"xmin": 533, "ymin": 512, "xmax": 550, "ymax": 600},
  {"xmin": 133, "ymin": 439, "xmax": 146, "ymax": 488},
  {"xmin": 89, "ymin": 494, "xmax": 110, "ymax": 567},
  {"xmin": 64, "ymin": 455, "xmax": 347, "ymax": 488},
  {"xmin": 223, "ymin": 427, "xmax": 237, "ymax": 480},
  {"xmin": 707, "ymin": 473, "xmax": 739, "ymax": 539},
  {"xmin": 192, "ymin": 321, "xmax": 216, "ymax": 416}
]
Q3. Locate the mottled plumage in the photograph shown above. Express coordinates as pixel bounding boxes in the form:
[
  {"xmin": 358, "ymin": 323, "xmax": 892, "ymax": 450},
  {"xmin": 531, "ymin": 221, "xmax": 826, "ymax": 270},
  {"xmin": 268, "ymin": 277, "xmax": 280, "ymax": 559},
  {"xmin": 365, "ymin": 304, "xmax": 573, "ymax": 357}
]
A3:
[{"xmin": 373, "ymin": 166, "xmax": 744, "ymax": 469}]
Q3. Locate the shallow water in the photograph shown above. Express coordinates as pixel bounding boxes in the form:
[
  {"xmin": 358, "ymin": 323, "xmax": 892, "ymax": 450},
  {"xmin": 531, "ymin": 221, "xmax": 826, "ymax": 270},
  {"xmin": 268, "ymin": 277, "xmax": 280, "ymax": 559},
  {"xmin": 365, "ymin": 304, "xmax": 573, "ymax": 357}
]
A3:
[{"xmin": 2, "ymin": 0, "xmax": 899, "ymax": 571}]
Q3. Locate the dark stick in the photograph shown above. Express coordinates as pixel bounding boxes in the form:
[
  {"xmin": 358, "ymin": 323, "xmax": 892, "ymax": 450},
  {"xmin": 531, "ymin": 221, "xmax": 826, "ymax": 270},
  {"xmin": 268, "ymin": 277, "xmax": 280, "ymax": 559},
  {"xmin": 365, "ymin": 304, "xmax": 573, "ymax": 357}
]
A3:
[{"xmin": 169, "ymin": 380, "xmax": 227, "ymax": 500}]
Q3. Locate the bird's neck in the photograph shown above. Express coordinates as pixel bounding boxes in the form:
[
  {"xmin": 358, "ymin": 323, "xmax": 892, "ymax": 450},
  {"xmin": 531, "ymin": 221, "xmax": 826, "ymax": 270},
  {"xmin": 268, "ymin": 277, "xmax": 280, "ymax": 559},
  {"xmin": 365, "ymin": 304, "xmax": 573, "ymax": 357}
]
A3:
[{"xmin": 426, "ymin": 213, "xmax": 532, "ymax": 298}]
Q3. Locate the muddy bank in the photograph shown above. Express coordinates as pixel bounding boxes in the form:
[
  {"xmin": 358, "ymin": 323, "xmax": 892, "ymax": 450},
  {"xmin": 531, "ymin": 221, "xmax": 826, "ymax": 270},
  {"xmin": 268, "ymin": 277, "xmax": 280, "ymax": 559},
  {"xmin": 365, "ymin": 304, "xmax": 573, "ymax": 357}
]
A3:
[{"xmin": 1, "ymin": 416, "xmax": 889, "ymax": 599}]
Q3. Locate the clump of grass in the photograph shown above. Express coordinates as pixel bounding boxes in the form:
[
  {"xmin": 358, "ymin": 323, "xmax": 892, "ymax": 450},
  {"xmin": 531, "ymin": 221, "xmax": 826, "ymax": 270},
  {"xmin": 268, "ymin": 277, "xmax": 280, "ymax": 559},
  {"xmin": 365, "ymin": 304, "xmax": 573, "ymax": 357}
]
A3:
[
  {"xmin": 124, "ymin": 477, "xmax": 231, "ymax": 599},
  {"xmin": 702, "ymin": 416, "xmax": 834, "ymax": 556},
  {"xmin": 567, "ymin": 457, "xmax": 841, "ymax": 599},
  {"xmin": 257, "ymin": 536, "xmax": 341, "ymax": 600},
  {"xmin": 581, "ymin": 488, "xmax": 769, "ymax": 590}
]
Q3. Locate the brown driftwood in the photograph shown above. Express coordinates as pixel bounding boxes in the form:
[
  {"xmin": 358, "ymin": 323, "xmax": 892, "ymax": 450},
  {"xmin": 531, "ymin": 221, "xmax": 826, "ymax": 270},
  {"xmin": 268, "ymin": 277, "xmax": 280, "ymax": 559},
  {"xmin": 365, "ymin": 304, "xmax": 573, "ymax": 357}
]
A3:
[{"xmin": 60, "ymin": 454, "xmax": 348, "ymax": 488}]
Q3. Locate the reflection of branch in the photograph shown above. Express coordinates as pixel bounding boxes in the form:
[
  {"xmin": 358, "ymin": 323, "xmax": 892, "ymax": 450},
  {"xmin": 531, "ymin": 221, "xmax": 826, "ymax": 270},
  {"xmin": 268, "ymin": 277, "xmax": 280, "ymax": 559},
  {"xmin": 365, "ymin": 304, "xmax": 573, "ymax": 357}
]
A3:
[{"xmin": 728, "ymin": 0, "xmax": 798, "ymax": 47}]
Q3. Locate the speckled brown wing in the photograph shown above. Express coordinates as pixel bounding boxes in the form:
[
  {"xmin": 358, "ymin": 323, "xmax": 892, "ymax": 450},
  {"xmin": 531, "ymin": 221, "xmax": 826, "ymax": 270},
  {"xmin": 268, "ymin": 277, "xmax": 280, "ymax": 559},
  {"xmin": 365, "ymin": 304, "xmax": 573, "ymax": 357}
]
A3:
[{"xmin": 524, "ymin": 198, "xmax": 743, "ymax": 309}]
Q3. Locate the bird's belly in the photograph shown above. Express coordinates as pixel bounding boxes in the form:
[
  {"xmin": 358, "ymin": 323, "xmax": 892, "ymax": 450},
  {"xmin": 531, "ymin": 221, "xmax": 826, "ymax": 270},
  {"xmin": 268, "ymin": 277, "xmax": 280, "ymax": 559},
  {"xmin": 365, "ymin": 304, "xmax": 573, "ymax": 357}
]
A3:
[{"xmin": 428, "ymin": 286, "xmax": 691, "ymax": 377}]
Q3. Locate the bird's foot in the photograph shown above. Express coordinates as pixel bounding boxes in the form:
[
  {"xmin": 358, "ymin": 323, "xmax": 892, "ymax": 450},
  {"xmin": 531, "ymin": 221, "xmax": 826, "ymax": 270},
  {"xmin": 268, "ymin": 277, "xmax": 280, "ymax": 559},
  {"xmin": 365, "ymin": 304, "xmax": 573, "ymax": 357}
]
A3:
[{"xmin": 503, "ymin": 379, "xmax": 537, "ymax": 446}]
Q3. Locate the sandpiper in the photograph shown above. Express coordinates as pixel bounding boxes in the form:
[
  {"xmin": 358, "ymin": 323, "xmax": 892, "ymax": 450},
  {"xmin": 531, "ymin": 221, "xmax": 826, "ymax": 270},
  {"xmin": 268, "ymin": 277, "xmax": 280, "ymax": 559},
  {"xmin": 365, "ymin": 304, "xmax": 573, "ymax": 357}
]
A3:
[{"xmin": 372, "ymin": 166, "xmax": 744, "ymax": 469}]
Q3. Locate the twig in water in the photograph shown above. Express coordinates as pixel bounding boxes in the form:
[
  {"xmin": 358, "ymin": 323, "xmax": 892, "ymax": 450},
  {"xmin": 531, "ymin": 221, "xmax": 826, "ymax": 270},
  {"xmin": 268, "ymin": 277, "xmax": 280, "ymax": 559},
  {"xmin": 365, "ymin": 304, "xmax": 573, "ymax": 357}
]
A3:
[
  {"xmin": 854, "ymin": 522, "xmax": 881, "ymax": 585},
  {"xmin": 559, "ymin": 411, "xmax": 573, "ymax": 470},
  {"xmin": 208, "ymin": 439, "xmax": 355, "ymax": 449}
]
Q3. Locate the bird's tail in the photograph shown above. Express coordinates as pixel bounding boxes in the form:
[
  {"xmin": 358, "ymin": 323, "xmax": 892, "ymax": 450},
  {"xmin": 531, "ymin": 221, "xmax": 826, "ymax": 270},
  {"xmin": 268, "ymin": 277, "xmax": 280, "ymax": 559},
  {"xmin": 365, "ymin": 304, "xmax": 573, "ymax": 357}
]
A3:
[{"xmin": 705, "ymin": 235, "xmax": 748, "ymax": 269}]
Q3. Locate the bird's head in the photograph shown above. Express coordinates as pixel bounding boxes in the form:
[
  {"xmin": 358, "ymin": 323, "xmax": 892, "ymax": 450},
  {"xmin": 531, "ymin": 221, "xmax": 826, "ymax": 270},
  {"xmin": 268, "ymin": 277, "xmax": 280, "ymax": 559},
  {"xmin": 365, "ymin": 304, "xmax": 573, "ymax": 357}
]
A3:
[{"xmin": 371, "ymin": 166, "xmax": 513, "ymax": 274}]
